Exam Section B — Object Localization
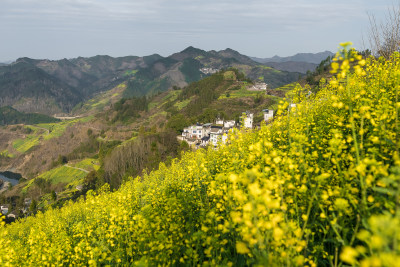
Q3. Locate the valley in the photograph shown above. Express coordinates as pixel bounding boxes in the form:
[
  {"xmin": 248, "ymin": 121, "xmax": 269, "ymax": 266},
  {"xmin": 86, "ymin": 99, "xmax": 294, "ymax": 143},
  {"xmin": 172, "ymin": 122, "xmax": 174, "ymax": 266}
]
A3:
[{"xmin": 0, "ymin": 47, "xmax": 311, "ymax": 217}]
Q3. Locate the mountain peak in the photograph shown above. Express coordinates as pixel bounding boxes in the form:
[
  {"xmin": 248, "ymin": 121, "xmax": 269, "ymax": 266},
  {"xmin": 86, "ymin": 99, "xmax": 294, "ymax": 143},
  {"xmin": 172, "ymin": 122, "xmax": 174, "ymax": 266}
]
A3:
[
  {"xmin": 182, "ymin": 46, "xmax": 197, "ymax": 51},
  {"xmin": 217, "ymin": 48, "xmax": 255, "ymax": 65},
  {"xmin": 169, "ymin": 46, "xmax": 206, "ymax": 61},
  {"xmin": 220, "ymin": 48, "xmax": 238, "ymax": 54},
  {"xmin": 180, "ymin": 46, "xmax": 206, "ymax": 55}
]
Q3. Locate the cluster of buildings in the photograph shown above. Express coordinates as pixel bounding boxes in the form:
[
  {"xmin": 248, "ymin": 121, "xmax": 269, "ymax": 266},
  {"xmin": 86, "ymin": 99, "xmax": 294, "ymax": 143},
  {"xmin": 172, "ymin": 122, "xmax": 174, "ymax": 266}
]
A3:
[
  {"xmin": 179, "ymin": 109, "xmax": 274, "ymax": 148},
  {"xmin": 200, "ymin": 68, "xmax": 220, "ymax": 75},
  {"xmin": 249, "ymin": 82, "xmax": 268, "ymax": 91}
]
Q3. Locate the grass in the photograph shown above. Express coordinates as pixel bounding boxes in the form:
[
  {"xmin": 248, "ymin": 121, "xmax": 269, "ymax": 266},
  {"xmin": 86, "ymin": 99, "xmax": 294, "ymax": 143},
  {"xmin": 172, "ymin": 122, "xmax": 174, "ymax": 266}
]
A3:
[
  {"xmin": 12, "ymin": 135, "xmax": 41, "ymax": 153},
  {"xmin": 123, "ymin": 69, "xmax": 138, "ymax": 77},
  {"xmin": 258, "ymin": 65, "xmax": 274, "ymax": 70},
  {"xmin": 275, "ymin": 82, "xmax": 298, "ymax": 91},
  {"xmin": 38, "ymin": 166, "xmax": 87, "ymax": 184},
  {"xmin": 161, "ymin": 90, "xmax": 180, "ymax": 103},
  {"xmin": 148, "ymin": 101, "xmax": 159, "ymax": 110},
  {"xmin": 258, "ymin": 65, "xmax": 281, "ymax": 73},
  {"xmin": 148, "ymin": 111, "xmax": 167, "ymax": 121},
  {"xmin": 0, "ymin": 149, "xmax": 15, "ymax": 158},
  {"xmin": 73, "ymin": 84, "xmax": 125, "ymax": 114},
  {"xmin": 224, "ymin": 71, "xmax": 236, "ymax": 80},
  {"xmin": 174, "ymin": 98, "xmax": 192, "ymax": 110},
  {"xmin": 74, "ymin": 158, "xmax": 100, "ymax": 171},
  {"xmin": 12, "ymin": 117, "xmax": 93, "ymax": 153},
  {"xmin": 149, "ymin": 90, "xmax": 182, "ymax": 110},
  {"xmin": 22, "ymin": 158, "xmax": 99, "ymax": 193},
  {"xmin": 218, "ymin": 85, "xmax": 262, "ymax": 99}
]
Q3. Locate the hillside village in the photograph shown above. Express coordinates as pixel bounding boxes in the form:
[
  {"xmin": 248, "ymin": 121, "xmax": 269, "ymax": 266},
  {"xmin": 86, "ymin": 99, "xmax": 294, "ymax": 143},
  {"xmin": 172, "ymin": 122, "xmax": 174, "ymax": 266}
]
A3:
[{"xmin": 179, "ymin": 108, "xmax": 274, "ymax": 148}]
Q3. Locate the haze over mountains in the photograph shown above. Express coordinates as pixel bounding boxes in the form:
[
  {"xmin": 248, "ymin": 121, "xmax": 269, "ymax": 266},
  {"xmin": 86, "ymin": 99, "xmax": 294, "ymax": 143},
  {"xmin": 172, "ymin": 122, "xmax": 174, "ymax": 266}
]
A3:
[
  {"xmin": 0, "ymin": 48, "xmax": 329, "ymax": 115},
  {"xmin": 251, "ymin": 51, "xmax": 334, "ymax": 64},
  {"xmin": 251, "ymin": 51, "xmax": 334, "ymax": 74}
]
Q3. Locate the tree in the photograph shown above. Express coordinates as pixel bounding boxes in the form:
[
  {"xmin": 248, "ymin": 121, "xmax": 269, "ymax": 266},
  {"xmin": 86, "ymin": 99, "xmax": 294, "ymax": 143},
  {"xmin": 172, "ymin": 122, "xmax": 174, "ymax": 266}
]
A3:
[
  {"xmin": 166, "ymin": 114, "xmax": 188, "ymax": 133},
  {"xmin": 51, "ymin": 190, "xmax": 57, "ymax": 201},
  {"xmin": 368, "ymin": 3, "xmax": 400, "ymax": 58},
  {"xmin": 29, "ymin": 199, "xmax": 37, "ymax": 212}
]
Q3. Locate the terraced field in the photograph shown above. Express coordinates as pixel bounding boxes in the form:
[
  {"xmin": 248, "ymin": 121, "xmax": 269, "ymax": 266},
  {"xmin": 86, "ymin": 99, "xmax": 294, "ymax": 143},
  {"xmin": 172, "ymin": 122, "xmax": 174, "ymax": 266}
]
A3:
[{"xmin": 12, "ymin": 117, "xmax": 93, "ymax": 153}]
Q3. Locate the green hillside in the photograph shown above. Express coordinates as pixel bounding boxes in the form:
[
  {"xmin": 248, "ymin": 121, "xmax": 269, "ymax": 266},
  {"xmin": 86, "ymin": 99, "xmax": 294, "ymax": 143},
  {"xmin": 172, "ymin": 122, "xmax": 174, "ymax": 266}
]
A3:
[
  {"xmin": 0, "ymin": 106, "xmax": 60, "ymax": 125},
  {"xmin": 0, "ymin": 46, "xmax": 398, "ymax": 266},
  {"xmin": 0, "ymin": 48, "xmax": 300, "ymax": 115},
  {"xmin": 0, "ymin": 55, "xmax": 162, "ymax": 115},
  {"xmin": 123, "ymin": 47, "xmax": 301, "ymax": 98},
  {"xmin": 148, "ymin": 68, "xmax": 277, "ymax": 126}
]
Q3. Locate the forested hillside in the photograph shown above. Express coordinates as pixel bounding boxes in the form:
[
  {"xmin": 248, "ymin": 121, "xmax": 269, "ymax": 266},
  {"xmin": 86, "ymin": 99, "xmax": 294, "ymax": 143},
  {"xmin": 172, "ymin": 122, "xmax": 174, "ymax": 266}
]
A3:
[
  {"xmin": 0, "ymin": 106, "xmax": 60, "ymax": 125},
  {"xmin": 0, "ymin": 44, "xmax": 398, "ymax": 266},
  {"xmin": 0, "ymin": 61, "xmax": 81, "ymax": 114},
  {"xmin": 107, "ymin": 46, "xmax": 301, "ymax": 98},
  {"xmin": 0, "ymin": 48, "xmax": 301, "ymax": 115}
]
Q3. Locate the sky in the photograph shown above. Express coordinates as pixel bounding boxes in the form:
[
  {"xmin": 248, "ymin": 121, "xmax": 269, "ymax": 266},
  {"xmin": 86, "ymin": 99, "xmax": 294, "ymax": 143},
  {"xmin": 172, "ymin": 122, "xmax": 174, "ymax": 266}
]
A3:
[{"xmin": 0, "ymin": 0, "xmax": 393, "ymax": 62}]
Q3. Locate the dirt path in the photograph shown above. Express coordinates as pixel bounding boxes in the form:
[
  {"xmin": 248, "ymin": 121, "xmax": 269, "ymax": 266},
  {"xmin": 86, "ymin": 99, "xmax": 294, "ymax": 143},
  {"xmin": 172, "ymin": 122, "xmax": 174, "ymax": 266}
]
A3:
[
  {"xmin": 64, "ymin": 164, "xmax": 89, "ymax": 173},
  {"xmin": 26, "ymin": 125, "xmax": 50, "ymax": 135},
  {"xmin": 53, "ymin": 116, "xmax": 82, "ymax": 120}
]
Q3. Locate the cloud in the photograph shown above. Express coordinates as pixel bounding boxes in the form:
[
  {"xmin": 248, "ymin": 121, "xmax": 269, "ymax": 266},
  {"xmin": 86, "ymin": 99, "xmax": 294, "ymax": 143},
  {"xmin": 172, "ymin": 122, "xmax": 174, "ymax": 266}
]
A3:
[
  {"xmin": 1, "ymin": 0, "xmax": 367, "ymax": 27},
  {"xmin": 0, "ymin": 0, "xmax": 393, "ymax": 60}
]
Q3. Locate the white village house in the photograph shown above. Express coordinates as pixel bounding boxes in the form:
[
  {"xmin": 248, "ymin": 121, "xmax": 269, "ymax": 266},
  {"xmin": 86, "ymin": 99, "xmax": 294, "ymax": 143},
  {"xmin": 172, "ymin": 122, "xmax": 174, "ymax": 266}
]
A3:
[
  {"xmin": 1, "ymin": 205, "xmax": 9, "ymax": 215},
  {"xmin": 243, "ymin": 112, "xmax": 253, "ymax": 129},
  {"xmin": 224, "ymin": 120, "xmax": 236, "ymax": 128},
  {"xmin": 182, "ymin": 124, "xmax": 205, "ymax": 139},
  {"xmin": 263, "ymin": 109, "xmax": 274, "ymax": 122}
]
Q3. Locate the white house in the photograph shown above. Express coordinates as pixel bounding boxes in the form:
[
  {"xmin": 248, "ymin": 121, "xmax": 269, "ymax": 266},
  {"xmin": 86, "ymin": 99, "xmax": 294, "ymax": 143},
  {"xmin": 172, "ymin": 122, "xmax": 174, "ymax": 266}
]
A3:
[
  {"xmin": 215, "ymin": 118, "xmax": 224, "ymax": 125},
  {"xmin": 1, "ymin": 205, "xmax": 9, "ymax": 215},
  {"xmin": 263, "ymin": 109, "xmax": 274, "ymax": 122},
  {"xmin": 242, "ymin": 112, "xmax": 253, "ymax": 129},
  {"xmin": 224, "ymin": 120, "xmax": 236, "ymax": 129},
  {"xmin": 182, "ymin": 124, "xmax": 205, "ymax": 139},
  {"xmin": 209, "ymin": 126, "xmax": 223, "ymax": 146}
]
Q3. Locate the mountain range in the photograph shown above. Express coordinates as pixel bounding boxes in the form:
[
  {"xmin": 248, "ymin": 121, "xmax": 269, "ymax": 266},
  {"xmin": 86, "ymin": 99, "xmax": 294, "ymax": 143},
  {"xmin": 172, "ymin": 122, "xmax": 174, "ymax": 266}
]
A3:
[
  {"xmin": 0, "ymin": 48, "xmax": 330, "ymax": 115},
  {"xmin": 251, "ymin": 51, "xmax": 334, "ymax": 74},
  {"xmin": 251, "ymin": 50, "xmax": 334, "ymax": 64}
]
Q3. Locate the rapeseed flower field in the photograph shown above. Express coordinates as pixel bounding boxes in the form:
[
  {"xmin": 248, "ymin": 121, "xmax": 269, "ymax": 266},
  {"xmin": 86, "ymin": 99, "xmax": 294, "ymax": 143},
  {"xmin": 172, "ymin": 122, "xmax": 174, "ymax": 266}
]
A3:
[{"xmin": 0, "ymin": 44, "xmax": 399, "ymax": 266}]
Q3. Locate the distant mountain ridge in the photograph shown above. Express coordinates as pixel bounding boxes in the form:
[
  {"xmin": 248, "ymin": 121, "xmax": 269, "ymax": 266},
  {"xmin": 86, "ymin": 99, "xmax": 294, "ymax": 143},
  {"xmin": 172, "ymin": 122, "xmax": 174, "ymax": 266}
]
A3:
[
  {"xmin": 0, "ymin": 47, "xmax": 302, "ymax": 115},
  {"xmin": 0, "ymin": 55, "xmax": 162, "ymax": 115},
  {"xmin": 262, "ymin": 61, "xmax": 318, "ymax": 74},
  {"xmin": 251, "ymin": 51, "xmax": 334, "ymax": 64},
  {"xmin": 124, "ymin": 46, "xmax": 300, "ymax": 98},
  {"xmin": 250, "ymin": 51, "xmax": 334, "ymax": 74}
]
